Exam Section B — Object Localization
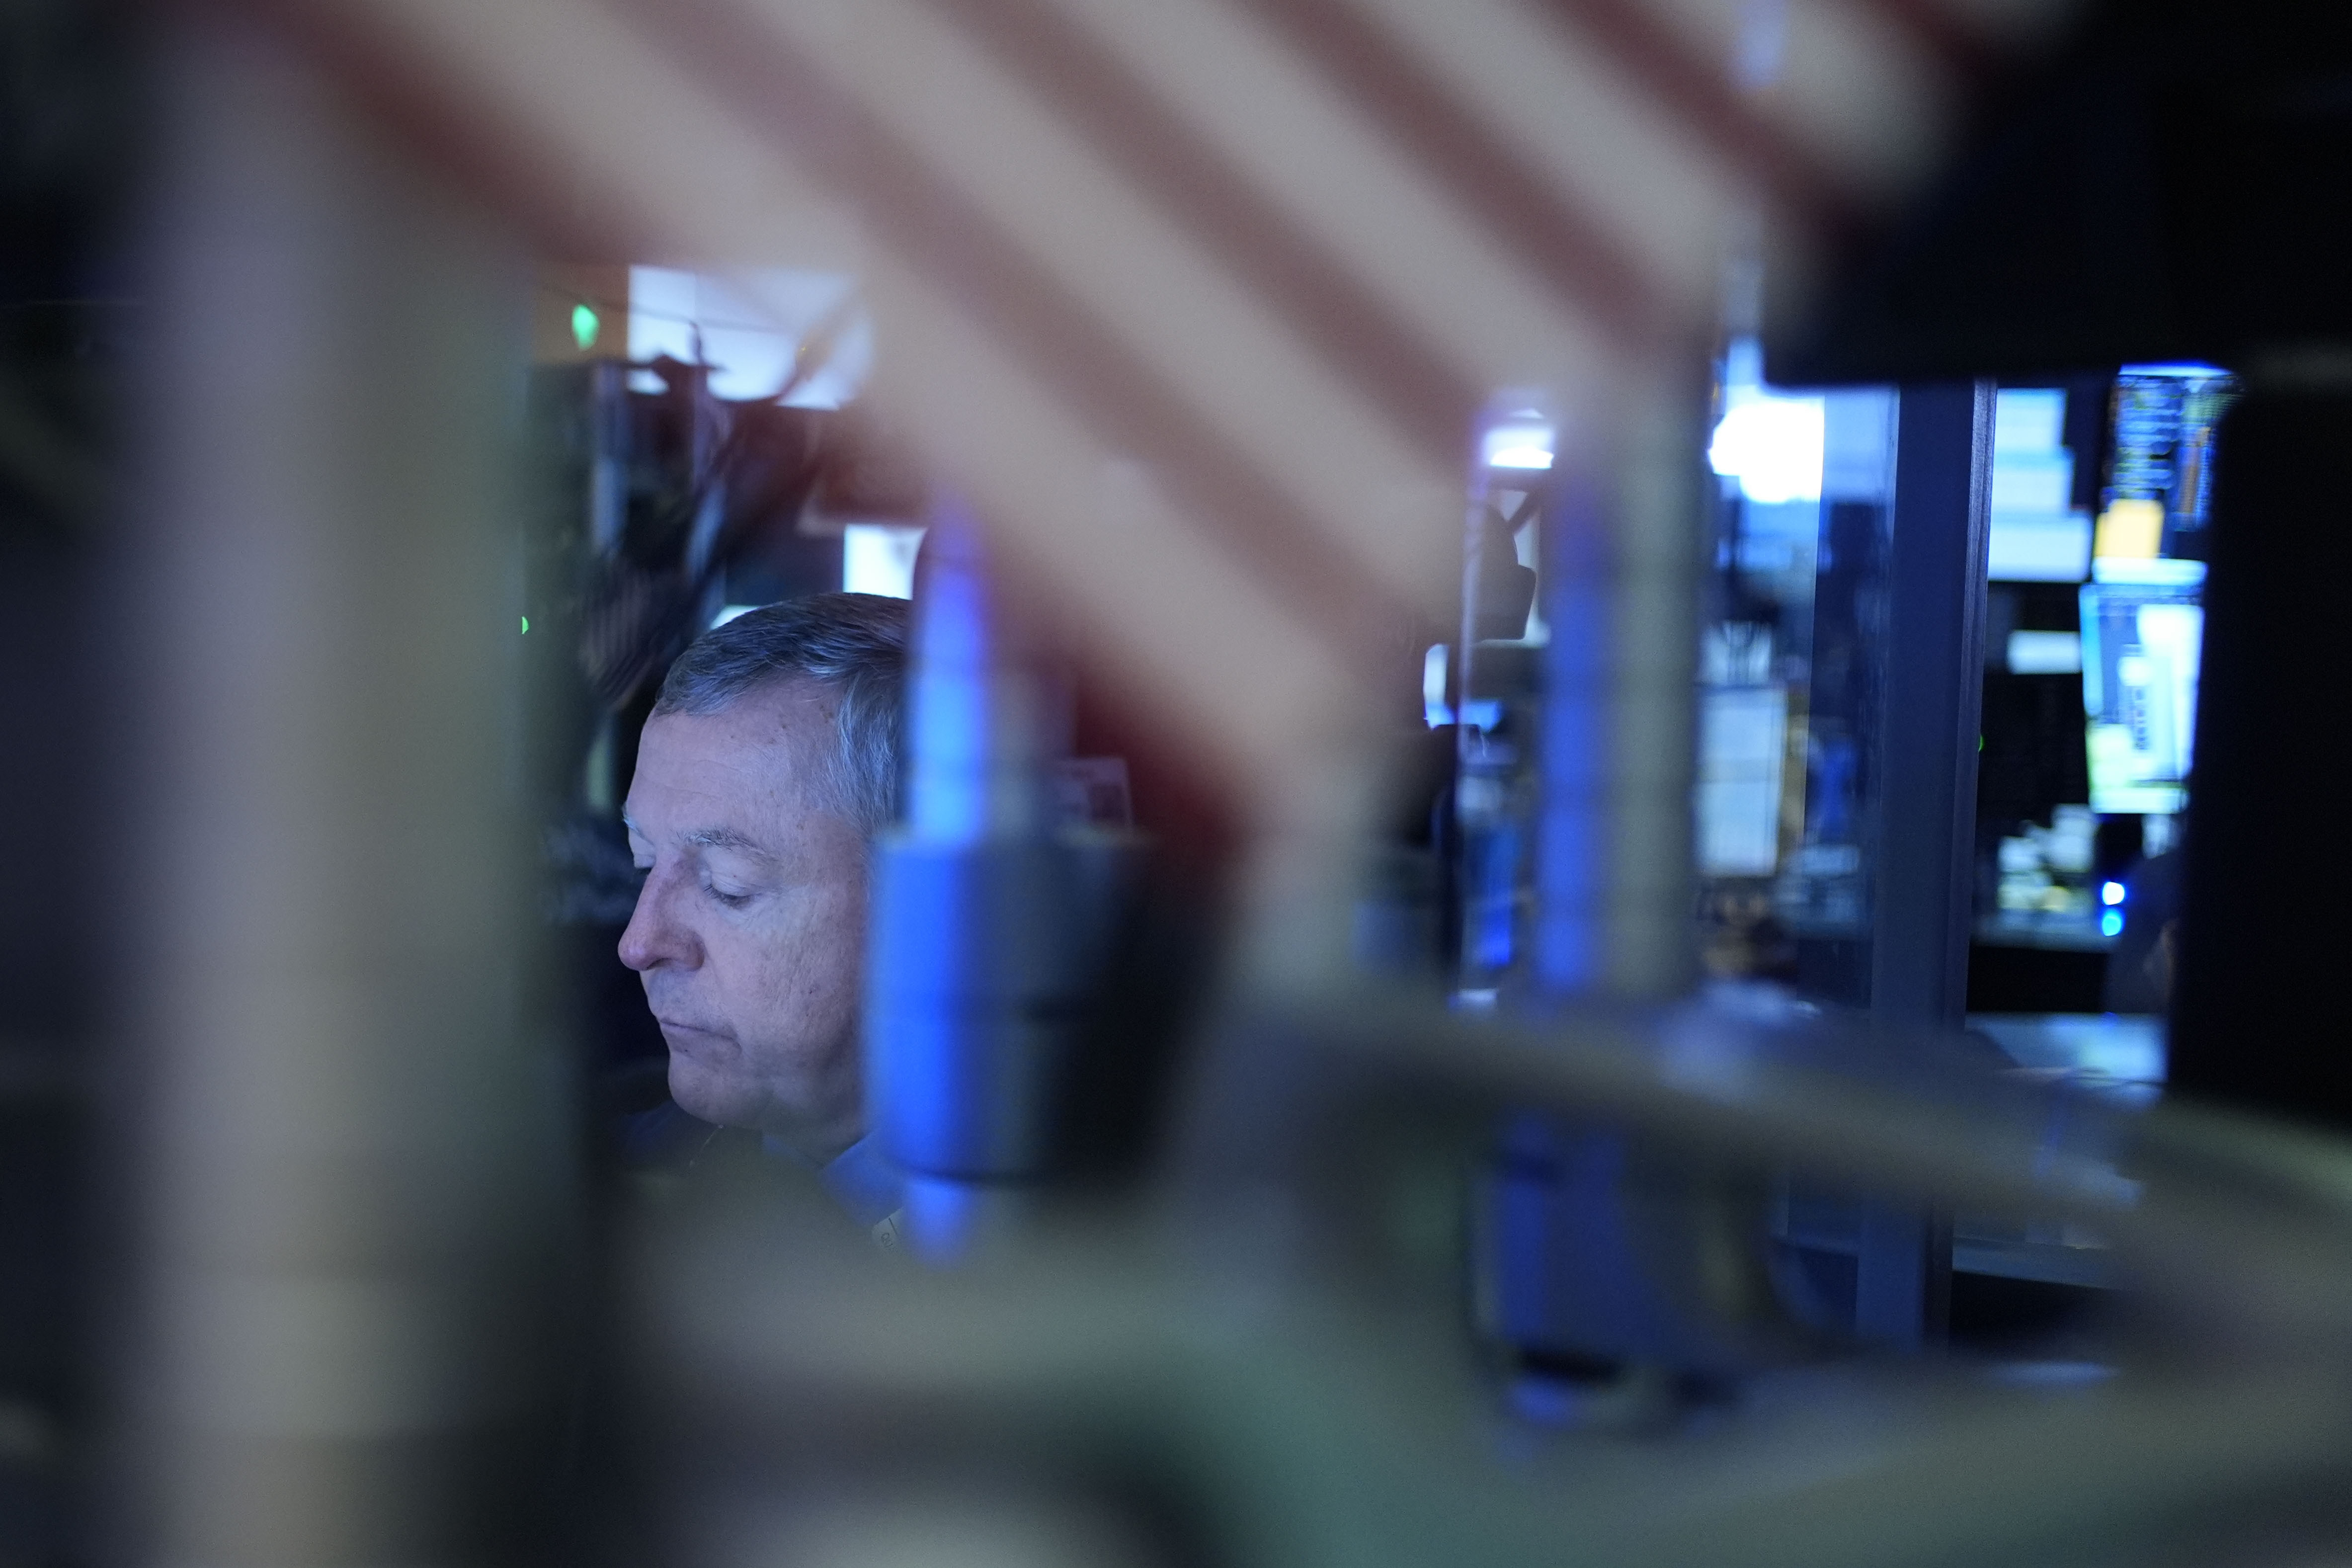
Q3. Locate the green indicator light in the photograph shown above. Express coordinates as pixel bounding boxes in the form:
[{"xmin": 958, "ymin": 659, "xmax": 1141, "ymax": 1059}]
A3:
[
  {"xmin": 520, "ymin": 615, "xmax": 530, "ymax": 635},
  {"xmin": 570, "ymin": 302, "xmax": 598, "ymax": 352}
]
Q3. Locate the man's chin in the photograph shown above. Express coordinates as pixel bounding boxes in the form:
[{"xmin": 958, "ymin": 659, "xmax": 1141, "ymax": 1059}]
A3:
[{"xmin": 666, "ymin": 1058, "xmax": 765, "ymax": 1132}]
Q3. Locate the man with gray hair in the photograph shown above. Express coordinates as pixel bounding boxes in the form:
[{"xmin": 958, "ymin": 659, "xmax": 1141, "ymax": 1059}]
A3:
[{"xmin": 618, "ymin": 591, "xmax": 909, "ymax": 1223}]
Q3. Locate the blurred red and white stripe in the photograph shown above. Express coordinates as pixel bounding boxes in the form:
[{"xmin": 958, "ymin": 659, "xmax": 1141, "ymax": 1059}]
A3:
[{"xmin": 253, "ymin": 0, "xmax": 2075, "ymax": 846}]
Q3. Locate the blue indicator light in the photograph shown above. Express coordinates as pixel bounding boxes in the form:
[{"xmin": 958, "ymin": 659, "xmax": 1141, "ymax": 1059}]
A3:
[
  {"xmin": 2100, "ymin": 910, "xmax": 2124, "ymax": 938},
  {"xmin": 2101, "ymin": 880, "xmax": 2126, "ymax": 906}
]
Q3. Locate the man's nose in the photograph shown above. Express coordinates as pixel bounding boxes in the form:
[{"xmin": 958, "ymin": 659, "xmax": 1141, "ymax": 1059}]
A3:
[{"xmin": 617, "ymin": 868, "xmax": 697, "ymax": 974}]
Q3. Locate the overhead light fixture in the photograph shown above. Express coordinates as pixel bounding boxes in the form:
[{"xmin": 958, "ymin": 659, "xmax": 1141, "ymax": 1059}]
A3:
[
  {"xmin": 1708, "ymin": 395, "xmax": 1825, "ymax": 505},
  {"xmin": 1482, "ymin": 422, "xmax": 1555, "ymax": 471}
]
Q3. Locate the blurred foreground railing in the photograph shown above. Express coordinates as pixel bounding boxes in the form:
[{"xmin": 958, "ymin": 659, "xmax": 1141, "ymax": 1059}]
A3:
[{"xmin": 650, "ymin": 987, "xmax": 2352, "ymax": 1568}]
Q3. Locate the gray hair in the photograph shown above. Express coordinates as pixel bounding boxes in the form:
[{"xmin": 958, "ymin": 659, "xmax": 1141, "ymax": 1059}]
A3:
[{"xmin": 651, "ymin": 592, "xmax": 910, "ymax": 834}]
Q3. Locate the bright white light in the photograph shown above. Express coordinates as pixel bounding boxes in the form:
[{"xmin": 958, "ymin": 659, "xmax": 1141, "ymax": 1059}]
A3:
[
  {"xmin": 1993, "ymin": 388, "xmax": 2066, "ymax": 455},
  {"xmin": 1421, "ymin": 643, "xmax": 1452, "ymax": 728},
  {"xmin": 1482, "ymin": 423, "xmax": 1554, "ymax": 470},
  {"xmin": 1987, "ymin": 512, "xmax": 2093, "ymax": 582},
  {"xmin": 2007, "ymin": 630, "xmax": 2083, "ymax": 674},
  {"xmin": 2093, "ymin": 557, "xmax": 2205, "ymax": 587},
  {"xmin": 627, "ymin": 265, "xmax": 873, "ymax": 405},
  {"xmin": 1708, "ymin": 396, "xmax": 1825, "ymax": 504},
  {"xmin": 2102, "ymin": 880, "xmax": 2126, "ymax": 906},
  {"xmin": 711, "ymin": 603, "xmax": 761, "ymax": 628},
  {"xmin": 842, "ymin": 523, "xmax": 925, "ymax": 598}
]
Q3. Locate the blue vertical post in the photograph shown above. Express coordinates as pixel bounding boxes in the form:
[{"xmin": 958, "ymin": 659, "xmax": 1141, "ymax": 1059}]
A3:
[
  {"xmin": 867, "ymin": 502, "xmax": 1077, "ymax": 1262},
  {"xmin": 1854, "ymin": 380, "xmax": 1992, "ymax": 1346},
  {"xmin": 1486, "ymin": 385, "xmax": 1709, "ymax": 1381},
  {"xmin": 1531, "ymin": 389, "xmax": 1699, "ymax": 1001},
  {"xmin": 1534, "ymin": 451, "xmax": 1614, "ymax": 996}
]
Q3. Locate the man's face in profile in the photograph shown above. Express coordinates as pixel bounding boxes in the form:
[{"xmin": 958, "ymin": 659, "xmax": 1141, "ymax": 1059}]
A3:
[{"xmin": 619, "ymin": 680, "xmax": 869, "ymax": 1155}]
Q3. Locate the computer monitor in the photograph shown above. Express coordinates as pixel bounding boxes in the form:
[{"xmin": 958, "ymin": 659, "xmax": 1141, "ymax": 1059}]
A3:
[{"xmin": 2080, "ymin": 562, "xmax": 2204, "ymax": 814}]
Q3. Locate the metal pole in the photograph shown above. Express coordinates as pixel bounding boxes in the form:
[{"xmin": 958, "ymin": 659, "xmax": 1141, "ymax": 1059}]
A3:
[
  {"xmin": 1853, "ymin": 379, "xmax": 1993, "ymax": 1347},
  {"xmin": 1479, "ymin": 373, "xmax": 1711, "ymax": 1385},
  {"xmin": 1535, "ymin": 378, "xmax": 1702, "ymax": 1002}
]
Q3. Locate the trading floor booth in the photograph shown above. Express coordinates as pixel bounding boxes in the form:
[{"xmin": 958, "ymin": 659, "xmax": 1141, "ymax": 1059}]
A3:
[
  {"xmin": 1686, "ymin": 364, "xmax": 2229, "ymax": 1338},
  {"xmin": 1639, "ymin": 0, "xmax": 2352, "ymax": 1349}
]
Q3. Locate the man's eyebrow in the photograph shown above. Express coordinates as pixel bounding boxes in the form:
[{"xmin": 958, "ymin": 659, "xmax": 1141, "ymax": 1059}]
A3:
[{"xmin": 683, "ymin": 826, "xmax": 774, "ymax": 859}]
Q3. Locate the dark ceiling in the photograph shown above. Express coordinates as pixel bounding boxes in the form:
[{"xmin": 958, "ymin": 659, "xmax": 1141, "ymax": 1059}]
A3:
[{"xmin": 1771, "ymin": 2, "xmax": 2352, "ymax": 384}]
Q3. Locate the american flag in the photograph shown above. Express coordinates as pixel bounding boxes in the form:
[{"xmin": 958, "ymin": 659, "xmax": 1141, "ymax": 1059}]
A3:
[{"xmin": 235, "ymin": 0, "xmax": 2075, "ymax": 887}]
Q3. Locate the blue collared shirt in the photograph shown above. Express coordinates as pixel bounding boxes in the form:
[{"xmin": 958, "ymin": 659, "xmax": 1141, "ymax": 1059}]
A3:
[
  {"xmin": 623, "ymin": 1098, "xmax": 906, "ymax": 1233},
  {"xmin": 765, "ymin": 1132, "xmax": 905, "ymax": 1229}
]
